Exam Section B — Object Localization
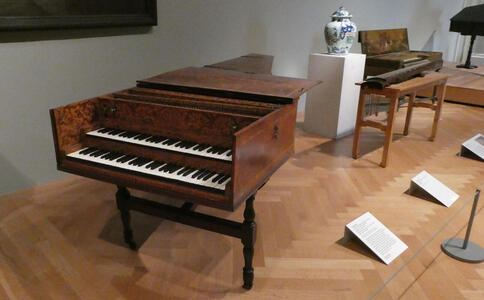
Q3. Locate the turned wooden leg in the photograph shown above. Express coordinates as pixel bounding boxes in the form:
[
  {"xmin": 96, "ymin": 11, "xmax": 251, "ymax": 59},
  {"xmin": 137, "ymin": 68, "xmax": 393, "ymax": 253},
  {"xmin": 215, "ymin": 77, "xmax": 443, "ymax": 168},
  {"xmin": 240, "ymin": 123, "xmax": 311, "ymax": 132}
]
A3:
[
  {"xmin": 116, "ymin": 186, "xmax": 137, "ymax": 250},
  {"xmin": 381, "ymin": 94, "xmax": 399, "ymax": 168},
  {"xmin": 352, "ymin": 91, "xmax": 367, "ymax": 159},
  {"xmin": 403, "ymin": 92, "xmax": 416, "ymax": 136},
  {"xmin": 429, "ymin": 83, "xmax": 446, "ymax": 141},
  {"xmin": 241, "ymin": 195, "xmax": 256, "ymax": 290}
]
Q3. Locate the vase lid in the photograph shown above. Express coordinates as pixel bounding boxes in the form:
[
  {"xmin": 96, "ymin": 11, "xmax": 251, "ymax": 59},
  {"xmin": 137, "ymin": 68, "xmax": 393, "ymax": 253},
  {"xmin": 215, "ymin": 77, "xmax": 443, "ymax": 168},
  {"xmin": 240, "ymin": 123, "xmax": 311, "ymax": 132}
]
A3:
[{"xmin": 331, "ymin": 6, "xmax": 352, "ymax": 18}]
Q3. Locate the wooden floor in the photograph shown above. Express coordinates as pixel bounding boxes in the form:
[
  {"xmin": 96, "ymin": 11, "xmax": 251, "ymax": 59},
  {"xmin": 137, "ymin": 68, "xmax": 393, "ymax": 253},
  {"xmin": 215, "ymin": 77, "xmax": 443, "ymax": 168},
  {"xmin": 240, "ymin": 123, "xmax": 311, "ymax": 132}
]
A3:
[
  {"xmin": 421, "ymin": 62, "xmax": 484, "ymax": 106},
  {"xmin": 0, "ymin": 102, "xmax": 483, "ymax": 299}
]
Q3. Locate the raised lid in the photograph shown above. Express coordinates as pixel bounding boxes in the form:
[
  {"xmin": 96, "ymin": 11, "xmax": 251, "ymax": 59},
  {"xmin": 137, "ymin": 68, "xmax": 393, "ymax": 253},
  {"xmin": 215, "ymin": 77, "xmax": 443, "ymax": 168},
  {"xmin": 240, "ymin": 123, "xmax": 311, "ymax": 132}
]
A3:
[
  {"xmin": 205, "ymin": 53, "xmax": 274, "ymax": 75},
  {"xmin": 137, "ymin": 66, "xmax": 320, "ymax": 105},
  {"xmin": 358, "ymin": 28, "xmax": 409, "ymax": 56}
]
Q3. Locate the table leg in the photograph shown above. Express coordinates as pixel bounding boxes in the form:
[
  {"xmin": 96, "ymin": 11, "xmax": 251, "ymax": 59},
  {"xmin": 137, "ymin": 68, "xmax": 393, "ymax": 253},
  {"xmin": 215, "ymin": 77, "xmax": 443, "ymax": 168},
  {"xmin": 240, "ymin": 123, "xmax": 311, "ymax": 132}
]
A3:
[
  {"xmin": 381, "ymin": 94, "xmax": 399, "ymax": 167},
  {"xmin": 403, "ymin": 92, "xmax": 416, "ymax": 136},
  {"xmin": 429, "ymin": 83, "xmax": 446, "ymax": 141},
  {"xmin": 352, "ymin": 91, "xmax": 367, "ymax": 159}
]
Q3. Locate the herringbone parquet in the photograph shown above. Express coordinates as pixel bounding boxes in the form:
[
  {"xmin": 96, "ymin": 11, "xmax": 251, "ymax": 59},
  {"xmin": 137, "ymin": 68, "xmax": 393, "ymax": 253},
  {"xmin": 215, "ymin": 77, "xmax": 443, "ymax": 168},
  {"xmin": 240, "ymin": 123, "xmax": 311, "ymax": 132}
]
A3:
[{"xmin": 0, "ymin": 102, "xmax": 482, "ymax": 299}]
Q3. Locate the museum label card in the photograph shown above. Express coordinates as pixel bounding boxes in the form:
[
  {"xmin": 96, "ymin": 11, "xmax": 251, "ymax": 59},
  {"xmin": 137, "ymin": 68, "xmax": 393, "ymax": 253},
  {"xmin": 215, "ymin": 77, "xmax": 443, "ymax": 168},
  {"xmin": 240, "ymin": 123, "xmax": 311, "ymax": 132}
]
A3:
[
  {"xmin": 345, "ymin": 212, "xmax": 408, "ymax": 265},
  {"xmin": 411, "ymin": 171, "xmax": 459, "ymax": 207},
  {"xmin": 462, "ymin": 133, "xmax": 484, "ymax": 160}
]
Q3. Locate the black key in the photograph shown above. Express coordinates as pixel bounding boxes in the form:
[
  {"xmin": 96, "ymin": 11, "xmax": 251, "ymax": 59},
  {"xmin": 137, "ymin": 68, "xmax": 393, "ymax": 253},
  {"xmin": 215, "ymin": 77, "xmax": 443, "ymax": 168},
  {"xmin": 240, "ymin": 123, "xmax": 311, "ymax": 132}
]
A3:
[
  {"xmin": 123, "ymin": 131, "xmax": 139, "ymax": 138},
  {"xmin": 226, "ymin": 150, "xmax": 232, "ymax": 156},
  {"xmin": 202, "ymin": 172, "xmax": 216, "ymax": 181},
  {"xmin": 212, "ymin": 174, "xmax": 224, "ymax": 183},
  {"xmin": 218, "ymin": 148, "xmax": 229, "ymax": 155},
  {"xmin": 206, "ymin": 147, "xmax": 215, "ymax": 154},
  {"xmin": 182, "ymin": 168, "xmax": 196, "ymax": 176},
  {"xmin": 151, "ymin": 136, "xmax": 166, "ymax": 143},
  {"xmin": 89, "ymin": 150, "xmax": 103, "ymax": 156},
  {"xmin": 80, "ymin": 147, "xmax": 97, "ymax": 155},
  {"xmin": 146, "ymin": 161, "xmax": 161, "ymax": 169},
  {"xmin": 168, "ymin": 165, "xmax": 182, "ymax": 174},
  {"xmin": 217, "ymin": 175, "xmax": 230, "ymax": 184},
  {"xmin": 108, "ymin": 153, "xmax": 124, "ymax": 161},
  {"xmin": 197, "ymin": 144, "xmax": 211, "ymax": 151},
  {"xmin": 159, "ymin": 163, "xmax": 172, "ymax": 172},
  {"xmin": 175, "ymin": 141, "xmax": 186, "ymax": 148},
  {"xmin": 108, "ymin": 129, "xmax": 124, "ymax": 135},
  {"xmin": 128, "ymin": 157, "xmax": 143, "ymax": 165},
  {"xmin": 117, "ymin": 155, "xmax": 134, "ymax": 163},
  {"xmin": 196, "ymin": 170, "xmax": 209, "ymax": 180},
  {"xmin": 134, "ymin": 134, "xmax": 150, "ymax": 141},
  {"xmin": 184, "ymin": 142, "xmax": 197, "ymax": 149},
  {"xmin": 100, "ymin": 152, "xmax": 113, "ymax": 159},
  {"xmin": 91, "ymin": 150, "xmax": 108, "ymax": 157},
  {"xmin": 207, "ymin": 147, "xmax": 221, "ymax": 154},
  {"xmin": 119, "ymin": 131, "xmax": 131, "ymax": 138},
  {"xmin": 138, "ymin": 159, "xmax": 152, "ymax": 167},
  {"xmin": 145, "ymin": 136, "xmax": 158, "ymax": 143},
  {"xmin": 164, "ymin": 139, "xmax": 179, "ymax": 146},
  {"xmin": 191, "ymin": 170, "xmax": 203, "ymax": 178},
  {"xmin": 176, "ymin": 167, "xmax": 187, "ymax": 175},
  {"xmin": 98, "ymin": 128, "xmax": 113, "ymax": 133}
]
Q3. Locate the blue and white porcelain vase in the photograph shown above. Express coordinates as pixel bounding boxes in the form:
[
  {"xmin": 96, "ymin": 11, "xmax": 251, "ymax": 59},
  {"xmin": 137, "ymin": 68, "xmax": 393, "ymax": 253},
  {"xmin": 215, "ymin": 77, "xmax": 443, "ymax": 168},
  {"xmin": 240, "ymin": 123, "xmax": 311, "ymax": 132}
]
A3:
[{"xmin": 324, "ymin": 7, "xmax": 357, "ymax": 54}]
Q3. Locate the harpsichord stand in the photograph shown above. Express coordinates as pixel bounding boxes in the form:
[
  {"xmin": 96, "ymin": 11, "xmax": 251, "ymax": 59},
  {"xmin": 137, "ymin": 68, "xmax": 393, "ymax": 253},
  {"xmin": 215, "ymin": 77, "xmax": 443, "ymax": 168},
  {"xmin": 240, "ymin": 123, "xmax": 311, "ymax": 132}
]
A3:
[{"xmin": 115, "ymin": 186, "xmax": 257, "ymax": 290}]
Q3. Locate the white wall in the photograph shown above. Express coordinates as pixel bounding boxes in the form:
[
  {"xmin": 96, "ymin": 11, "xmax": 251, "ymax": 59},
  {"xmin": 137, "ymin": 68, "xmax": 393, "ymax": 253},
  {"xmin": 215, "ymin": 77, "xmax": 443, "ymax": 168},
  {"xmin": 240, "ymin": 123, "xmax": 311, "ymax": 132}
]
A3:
[{"xmin": 0, "ymin": 0, "xmax": 463, "ymax": 195}]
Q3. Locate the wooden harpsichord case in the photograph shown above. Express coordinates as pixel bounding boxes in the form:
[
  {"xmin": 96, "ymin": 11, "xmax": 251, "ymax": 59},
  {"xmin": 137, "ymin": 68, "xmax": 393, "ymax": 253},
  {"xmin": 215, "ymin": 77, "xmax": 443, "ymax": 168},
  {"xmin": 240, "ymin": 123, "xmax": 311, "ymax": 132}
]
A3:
[
  {"xmin": 49, "ymin": 54, "xmax": 319, "ymax": 289},
  {"xmin": 358, "ymin": 28, "xmax": 443, "ymax": 76}
]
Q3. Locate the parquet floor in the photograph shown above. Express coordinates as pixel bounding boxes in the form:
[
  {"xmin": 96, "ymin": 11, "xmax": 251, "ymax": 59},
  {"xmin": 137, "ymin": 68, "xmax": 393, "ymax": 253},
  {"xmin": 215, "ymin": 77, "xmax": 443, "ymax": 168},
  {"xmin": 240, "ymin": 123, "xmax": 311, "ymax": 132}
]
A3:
[{"xmin": 0, "ymin": 102, "xmax": 483, "ymax": 299}]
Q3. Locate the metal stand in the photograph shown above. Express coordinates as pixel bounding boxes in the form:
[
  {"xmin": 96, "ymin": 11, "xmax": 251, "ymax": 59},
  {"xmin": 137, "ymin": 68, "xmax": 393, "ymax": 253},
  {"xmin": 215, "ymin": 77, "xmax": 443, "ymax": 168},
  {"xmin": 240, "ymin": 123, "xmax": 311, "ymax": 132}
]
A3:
[
  {"xmin": 456, "ymin": 34, "xmax": 478, "ymax": 69},
  {"xmin": 442, "ymin": 189, "xmax": 484, "ymax": 263}
]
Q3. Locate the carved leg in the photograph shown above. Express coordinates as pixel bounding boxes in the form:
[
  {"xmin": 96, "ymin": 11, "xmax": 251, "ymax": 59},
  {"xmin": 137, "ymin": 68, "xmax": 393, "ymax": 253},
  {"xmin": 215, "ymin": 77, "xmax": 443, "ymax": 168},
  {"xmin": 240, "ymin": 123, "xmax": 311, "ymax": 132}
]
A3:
[
  {"xmin": 241, "ymin": 195, "xmax": 257, "ymax": 290},
  {"xmin": 116, "ymin": 186, "xmax": 137, "ymax": 250}
]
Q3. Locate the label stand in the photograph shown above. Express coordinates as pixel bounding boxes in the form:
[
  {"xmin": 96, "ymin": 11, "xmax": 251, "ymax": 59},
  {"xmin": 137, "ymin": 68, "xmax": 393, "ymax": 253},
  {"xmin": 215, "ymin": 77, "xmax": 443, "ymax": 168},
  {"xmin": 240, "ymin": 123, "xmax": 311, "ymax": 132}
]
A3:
[
  {"xmin": 460, "ymin": 134, "xmax": 484, "ymax": 162},
  {"xmin": 345, "ymin": 212, "xmax": 408, "ymax": 265},
  {"xmin": 460, "ymin": 145, "xmax": 484, "ymax": 162},
  {"xmin": 442, "ymin": 189, "xmax": 484, "ymax": 263},
  {"xmin": 409, "ymin": 171, "xmax": 459, "ymax": 207}
]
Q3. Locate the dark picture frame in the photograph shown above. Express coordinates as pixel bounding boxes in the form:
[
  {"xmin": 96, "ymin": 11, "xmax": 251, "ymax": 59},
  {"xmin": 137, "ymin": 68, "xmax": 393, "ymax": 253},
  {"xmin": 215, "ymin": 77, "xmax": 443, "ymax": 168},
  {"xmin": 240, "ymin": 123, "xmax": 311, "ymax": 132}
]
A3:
[{"xmin": 0, "ymin": 0, "xmax": 157, "ymax": 31}]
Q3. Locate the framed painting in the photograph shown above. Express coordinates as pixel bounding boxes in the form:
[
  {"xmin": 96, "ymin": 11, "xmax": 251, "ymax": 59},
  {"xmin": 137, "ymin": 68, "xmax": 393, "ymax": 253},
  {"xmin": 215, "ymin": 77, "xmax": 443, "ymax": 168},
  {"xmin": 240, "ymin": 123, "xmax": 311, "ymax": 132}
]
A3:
[{"xmin": 0, "ymin": 0, "xmax": 157, "ymax": 30}]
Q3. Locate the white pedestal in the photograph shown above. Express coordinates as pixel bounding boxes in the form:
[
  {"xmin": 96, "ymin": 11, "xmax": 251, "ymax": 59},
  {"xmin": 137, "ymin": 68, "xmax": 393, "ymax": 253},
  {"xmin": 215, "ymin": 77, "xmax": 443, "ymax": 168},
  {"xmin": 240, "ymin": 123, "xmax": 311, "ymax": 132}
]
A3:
[{"xmin": 304, "ymin": 53, "xmax": 366, "ymax": 138}]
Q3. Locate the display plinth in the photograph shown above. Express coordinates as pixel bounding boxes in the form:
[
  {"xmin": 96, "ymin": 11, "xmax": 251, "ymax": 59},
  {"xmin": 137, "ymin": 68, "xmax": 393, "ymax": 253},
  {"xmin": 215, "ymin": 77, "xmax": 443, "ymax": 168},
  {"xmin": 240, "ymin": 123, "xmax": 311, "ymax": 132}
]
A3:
[{"xmin": 304, "ymin": 53, "xmax": 365, "ymax": 138}]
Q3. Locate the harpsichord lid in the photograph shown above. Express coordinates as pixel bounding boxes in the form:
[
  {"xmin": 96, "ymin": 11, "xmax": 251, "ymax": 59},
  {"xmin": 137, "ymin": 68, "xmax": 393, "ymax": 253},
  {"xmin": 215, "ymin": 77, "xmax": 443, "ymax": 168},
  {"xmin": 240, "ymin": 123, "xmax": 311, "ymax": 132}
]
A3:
[{"xmin": 137, "ymin": 66, "xmax": 320, "ymax": 105}]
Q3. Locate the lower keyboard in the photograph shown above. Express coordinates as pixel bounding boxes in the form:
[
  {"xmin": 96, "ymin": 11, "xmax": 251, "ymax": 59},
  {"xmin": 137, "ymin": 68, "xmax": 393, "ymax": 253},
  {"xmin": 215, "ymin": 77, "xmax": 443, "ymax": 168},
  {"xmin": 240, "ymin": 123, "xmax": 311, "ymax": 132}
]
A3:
[{"xmin": 67, "ymin": 147, "xmax": 231, "ymax": 192}]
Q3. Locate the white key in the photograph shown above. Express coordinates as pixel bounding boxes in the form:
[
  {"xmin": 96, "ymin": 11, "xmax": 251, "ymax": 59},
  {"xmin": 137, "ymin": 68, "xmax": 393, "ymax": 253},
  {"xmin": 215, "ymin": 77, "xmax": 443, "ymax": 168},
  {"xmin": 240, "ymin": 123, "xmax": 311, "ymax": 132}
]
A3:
[
  {"xmin": 67, "ymin": 148, "xmax": 230, "ymax": 191},
  {"xmin": 87, "ymin": 129, "xmax": 232, "ymax": 161}
]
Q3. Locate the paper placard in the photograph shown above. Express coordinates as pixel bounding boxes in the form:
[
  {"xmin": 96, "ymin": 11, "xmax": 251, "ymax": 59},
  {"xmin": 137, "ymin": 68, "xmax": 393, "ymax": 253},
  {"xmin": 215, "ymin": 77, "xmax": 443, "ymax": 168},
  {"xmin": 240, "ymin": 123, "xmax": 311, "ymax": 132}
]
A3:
[
  {"xmin": 345, "ymin": 212, "xmax": 408, "ymax": 264},
  {"xmin": 462, "ymin": 134, "xmax": 484, "ymax": 160},
  {"xmin": 411, "ymin": 171, "xmax": 459, "ymax": 207}
]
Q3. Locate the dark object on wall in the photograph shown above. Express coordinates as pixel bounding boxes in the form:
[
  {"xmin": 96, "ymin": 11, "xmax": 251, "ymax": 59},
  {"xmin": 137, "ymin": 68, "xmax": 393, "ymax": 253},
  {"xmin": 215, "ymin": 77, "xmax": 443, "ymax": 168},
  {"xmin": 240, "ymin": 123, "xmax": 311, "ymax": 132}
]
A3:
[
  {"xmin": 358, "ymin": 28, "xmax": 443, "ymax": 77},
  {"xmin": 450, "ymin": 4, "xmax": 484, "ymax": 69},
  {"xmin": 0, "ymin": 0, "xmax": 157, "ymax": 31},
  {"xmin": 49, "ymin": 54, "xmax": 320, "ymax": 289},
  {"xmin": 361, "ymin": 59, "xmax": 443, "ymax": 89}
]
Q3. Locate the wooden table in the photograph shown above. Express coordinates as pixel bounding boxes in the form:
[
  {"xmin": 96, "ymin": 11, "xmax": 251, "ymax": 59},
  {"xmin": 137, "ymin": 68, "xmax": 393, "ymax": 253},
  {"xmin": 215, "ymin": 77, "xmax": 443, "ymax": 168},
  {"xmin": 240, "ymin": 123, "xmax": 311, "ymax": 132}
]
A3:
[{"xmin": 352, "ymin": 72, "xmax": 451, "ymax": 167}]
